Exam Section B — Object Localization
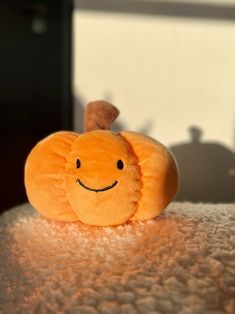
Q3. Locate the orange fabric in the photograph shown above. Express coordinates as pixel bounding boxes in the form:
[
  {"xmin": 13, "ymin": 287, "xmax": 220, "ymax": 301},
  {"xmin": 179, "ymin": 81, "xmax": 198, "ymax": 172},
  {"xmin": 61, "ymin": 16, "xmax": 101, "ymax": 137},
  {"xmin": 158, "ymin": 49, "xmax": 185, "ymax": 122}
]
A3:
[
  {"xmin": 24, "ymin": 131, "xmax": 79, "ymax": 222},
  {"xmin": 120, "ymin": 131, "xmax": 178, "ymax": 221},
  {"xmin": 65, "ymin": 131, "xmax": 141, "ymax": 226},
  {"xmin": 25, "ymin": 130, "xmax": 178, "ymax": 226}
]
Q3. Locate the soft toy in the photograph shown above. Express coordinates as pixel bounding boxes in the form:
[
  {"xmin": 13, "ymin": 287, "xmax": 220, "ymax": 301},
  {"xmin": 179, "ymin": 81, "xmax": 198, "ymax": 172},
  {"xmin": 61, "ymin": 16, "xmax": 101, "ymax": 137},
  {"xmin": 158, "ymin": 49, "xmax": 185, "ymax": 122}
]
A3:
[{"xmin": 25, "ymin": 101, "xmax": 178, "ymax": 226}]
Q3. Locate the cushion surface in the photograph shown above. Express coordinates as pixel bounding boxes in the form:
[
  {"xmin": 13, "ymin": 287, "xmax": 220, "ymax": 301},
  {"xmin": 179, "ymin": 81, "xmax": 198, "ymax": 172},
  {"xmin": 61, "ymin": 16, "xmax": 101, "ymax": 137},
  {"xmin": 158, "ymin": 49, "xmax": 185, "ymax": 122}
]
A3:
[{"xmin": 0, "ymin": 202, "xmax": 235, "ymax": 313}]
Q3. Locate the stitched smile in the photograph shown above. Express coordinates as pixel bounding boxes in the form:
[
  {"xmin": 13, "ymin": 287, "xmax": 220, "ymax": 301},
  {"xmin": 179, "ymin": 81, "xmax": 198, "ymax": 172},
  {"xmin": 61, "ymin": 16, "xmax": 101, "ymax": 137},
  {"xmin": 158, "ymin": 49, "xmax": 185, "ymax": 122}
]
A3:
[{"xmin": 76, "ymin": 179, "xmax": 118, "ymax": 193}]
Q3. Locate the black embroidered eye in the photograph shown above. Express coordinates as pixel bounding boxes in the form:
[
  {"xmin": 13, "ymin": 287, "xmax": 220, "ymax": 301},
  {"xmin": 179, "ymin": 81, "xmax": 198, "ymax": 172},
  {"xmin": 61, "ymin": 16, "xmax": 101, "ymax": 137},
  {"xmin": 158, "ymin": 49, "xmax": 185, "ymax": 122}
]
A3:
[
  {"xmin": 76, "ymin": 159, "xmax": 81, "ymax": 169},
  {"xmin": 117, "ymin": 159, "xmax": 124, "ymax": 170}
]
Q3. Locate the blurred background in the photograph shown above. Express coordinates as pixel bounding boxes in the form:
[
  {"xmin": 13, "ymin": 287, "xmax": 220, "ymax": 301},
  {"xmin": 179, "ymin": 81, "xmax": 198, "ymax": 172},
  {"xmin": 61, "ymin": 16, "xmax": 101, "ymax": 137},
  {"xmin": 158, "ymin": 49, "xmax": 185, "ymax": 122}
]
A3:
[
  {"xmin": 0, "ymin": 0, "xmax": 73, "ymax": 213},
  {"xmin": 1, "ymin": 0, "xmax": 235, "ymax": 214}
]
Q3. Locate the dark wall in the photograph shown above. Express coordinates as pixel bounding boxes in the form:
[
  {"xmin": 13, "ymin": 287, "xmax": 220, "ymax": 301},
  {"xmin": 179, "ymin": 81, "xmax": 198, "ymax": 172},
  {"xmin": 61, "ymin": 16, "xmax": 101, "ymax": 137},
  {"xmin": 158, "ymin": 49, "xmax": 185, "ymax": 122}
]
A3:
[{"xmin": 0, "ymin": 0, "xmax": 73, "ymax": 213}]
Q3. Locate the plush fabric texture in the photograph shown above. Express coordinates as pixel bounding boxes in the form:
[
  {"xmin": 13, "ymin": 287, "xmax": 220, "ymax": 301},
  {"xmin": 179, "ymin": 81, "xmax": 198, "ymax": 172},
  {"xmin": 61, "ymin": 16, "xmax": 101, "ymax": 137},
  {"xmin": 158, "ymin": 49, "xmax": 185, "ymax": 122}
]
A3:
[
  {"xmin": 120, "ymin": 132, "xmax": 178, "ymax": 222},
  {"xmin": 25, "ymin": 129, "xmax": 178, "ymax": 226},
  {"xmin": 65, "ymin": 131, "xmax": 141, "ymax": 226},
  {"xmin": 0, "ymin": 202, "xmax": 235, "ymax": 313},
  {"xmin": 24, "ymin": 131, "xmax": 79, "ymax": 222}
]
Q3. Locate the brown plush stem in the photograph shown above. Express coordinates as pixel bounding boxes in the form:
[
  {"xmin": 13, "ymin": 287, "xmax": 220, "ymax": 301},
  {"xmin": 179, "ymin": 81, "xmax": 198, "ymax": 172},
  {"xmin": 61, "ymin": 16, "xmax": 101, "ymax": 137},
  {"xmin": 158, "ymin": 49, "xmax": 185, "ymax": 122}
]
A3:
[{"xmin": 84, "ymin": 101, "xmax": 120, "ymax": 132}]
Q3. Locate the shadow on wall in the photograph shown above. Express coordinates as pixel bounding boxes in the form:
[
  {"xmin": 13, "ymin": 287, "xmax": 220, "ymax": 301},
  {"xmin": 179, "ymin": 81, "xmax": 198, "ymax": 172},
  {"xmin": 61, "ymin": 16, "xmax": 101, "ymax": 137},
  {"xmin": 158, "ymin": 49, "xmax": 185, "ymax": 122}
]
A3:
[
  {"xmin": 170, "ymin": 126, "xmax": 235, "ymax": 203},
  {"xmin": 73, "ymin": 95, "xmax": 84, "ymax": 133}
]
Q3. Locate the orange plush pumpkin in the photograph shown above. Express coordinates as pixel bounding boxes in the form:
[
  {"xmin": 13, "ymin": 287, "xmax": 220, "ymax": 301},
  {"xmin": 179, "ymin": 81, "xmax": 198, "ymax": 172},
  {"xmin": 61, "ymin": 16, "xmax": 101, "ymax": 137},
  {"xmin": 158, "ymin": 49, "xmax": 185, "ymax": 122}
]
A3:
[{"xmin": 25, "ymin": 101, "xmax": 178, "ymax": 226}]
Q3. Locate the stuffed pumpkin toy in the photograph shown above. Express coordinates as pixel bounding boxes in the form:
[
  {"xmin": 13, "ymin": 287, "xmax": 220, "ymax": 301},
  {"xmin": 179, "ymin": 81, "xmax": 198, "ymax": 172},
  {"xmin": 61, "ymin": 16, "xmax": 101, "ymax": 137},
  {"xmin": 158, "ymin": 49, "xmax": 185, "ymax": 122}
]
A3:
[{"xmin": 25, "ymin": 101, "xmax": 178, "ymax": 226}]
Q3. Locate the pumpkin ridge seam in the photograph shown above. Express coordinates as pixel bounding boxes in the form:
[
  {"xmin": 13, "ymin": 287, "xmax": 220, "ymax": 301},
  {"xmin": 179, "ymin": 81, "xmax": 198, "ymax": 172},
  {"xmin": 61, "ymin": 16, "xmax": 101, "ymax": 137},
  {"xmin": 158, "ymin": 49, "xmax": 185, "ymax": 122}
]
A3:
[
  {"xmin": 63, "ymin": 137, "xmax": 80, "ymax": 220},
  {"xmin": 50, "ymin": 152, "xmax": 67, "ymax": 162},
  {"xmin": 118, "ymin": 133, "xmax": 143, "ymax": 219}
]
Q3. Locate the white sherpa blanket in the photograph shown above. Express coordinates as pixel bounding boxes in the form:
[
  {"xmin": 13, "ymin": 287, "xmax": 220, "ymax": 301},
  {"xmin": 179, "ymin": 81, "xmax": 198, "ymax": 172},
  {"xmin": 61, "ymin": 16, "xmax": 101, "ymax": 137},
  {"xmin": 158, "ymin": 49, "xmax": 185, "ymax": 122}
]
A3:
[{"xmin": 0, "ymin": 203, "xmax": 235, "ymax": 314}]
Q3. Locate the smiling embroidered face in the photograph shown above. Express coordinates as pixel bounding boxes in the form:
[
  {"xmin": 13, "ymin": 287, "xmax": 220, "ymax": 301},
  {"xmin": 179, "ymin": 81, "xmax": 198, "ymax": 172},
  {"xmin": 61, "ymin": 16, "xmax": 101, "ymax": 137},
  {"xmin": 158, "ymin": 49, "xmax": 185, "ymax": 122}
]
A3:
[
  {"xmin": 76, "ymin": 178, "xmax": 118, "ymax": 192},
  {"xmin": 64, "ymin": 130, "xmax": 142, "ymax": 226},
  {"xmin": 75, "ymin": 158, "xmax": 123, "ymax": 192}
]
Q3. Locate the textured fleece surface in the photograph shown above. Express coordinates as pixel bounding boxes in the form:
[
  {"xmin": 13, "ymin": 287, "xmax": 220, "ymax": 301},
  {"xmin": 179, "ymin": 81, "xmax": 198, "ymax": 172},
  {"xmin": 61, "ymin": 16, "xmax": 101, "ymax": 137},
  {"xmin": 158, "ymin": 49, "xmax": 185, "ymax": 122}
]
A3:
[{"xmin": 0, "ymin": 202, "xmax": 235, "ymax": 314}]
